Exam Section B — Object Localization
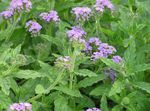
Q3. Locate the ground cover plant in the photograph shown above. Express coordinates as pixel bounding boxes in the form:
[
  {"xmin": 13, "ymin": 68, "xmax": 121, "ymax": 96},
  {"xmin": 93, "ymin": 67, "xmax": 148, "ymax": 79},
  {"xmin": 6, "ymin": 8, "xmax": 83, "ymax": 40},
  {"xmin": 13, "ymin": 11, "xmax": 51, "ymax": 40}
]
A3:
[{"xmin": 0, "ymin": 0, "xmax": 150, "ymax": 111}]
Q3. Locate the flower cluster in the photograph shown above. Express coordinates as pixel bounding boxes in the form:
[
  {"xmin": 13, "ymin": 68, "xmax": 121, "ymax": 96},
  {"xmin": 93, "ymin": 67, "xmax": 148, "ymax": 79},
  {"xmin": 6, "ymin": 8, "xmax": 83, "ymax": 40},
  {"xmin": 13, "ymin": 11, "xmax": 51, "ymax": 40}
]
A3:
[
  {"xmin": 104, "ymin": 68, "xmax": 116, "ymax": 82},
  {"xmin": 40, "ymin": 10, "xmax": 60, "ymax": 23},
  {"xmin": 25, "ymin": 20, "xmax": 42, "ymax": 36},
  {"xmin": 85, "ymin": 37, "xmax": 116, "ymax": 61},
  {"xmin": 66, "ymin": 26, "xmax": 86, "ymax": 44},
  {"xmin": 94, "ymin": 0, "xmax": 114, "ymax": 13},
  {"xmin": 55, "ymin": 56, "xmax": 72, "ymax": 70},
  {"xmin": 0, "ymin": 10, "xmax": 13, "ymax": 19},
  {"xmin": 0, "ymin": 0, "xmax": 32, "ymax": 19},
  {"xmin": 72, "ymin": 7, "xmax": 92, "ymax": 21},
  {"xmin": 85, "ymin": 37, "xmax": 102, "ymax": 54},
  {"xmin": 86, "ymin": 108, "xmax": 101, "ymax": 111},
  {"xmin": 112, "ymin": 55, "xmax": 122, "ymax": 64},
  {"xmin": 10, "ymin": 0, "xmax": 32, "ymax": 12},
  {"xmin": 9, "ymin": 102, "xmax": 32, "ymax": 111}
]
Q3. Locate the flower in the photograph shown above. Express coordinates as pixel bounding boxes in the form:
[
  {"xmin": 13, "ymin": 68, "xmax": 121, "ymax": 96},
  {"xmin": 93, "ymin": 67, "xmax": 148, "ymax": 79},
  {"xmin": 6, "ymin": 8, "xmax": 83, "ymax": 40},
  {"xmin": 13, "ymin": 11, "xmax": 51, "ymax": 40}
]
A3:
[
  {"xmin": 55, "ymin": 56, "xmax": 72, "ymax": 70},
  {"xmin": 85, "ymin": 37, "xmax": 101, "ymax": 54},
  {"xmin": 40, "ymin": 10, "xmax": 60, "ymax": 23},
  {"xmin": 72, "ymin": 7, "xmax": 92, "ymax": 21},
  {"xmin": 104, "ymin": 68, "xmax": 116, "ymax": 82},
  {"xmin": 25, "ymin": 20, "xmax": 42, "ymax": 36},
  {"xmin": 112, "ymin": 55, "xmax": 122, "ymax": 64},
  {"xmin": 86, "ymin": 107, "xmax": 101, "ymax": 111},
  {"xmin": 94, "ymin": 0, "xmax": 114, "ymax": 13},
  {"xmin": 98, "ymin": 43, "xmax": 116, "ymax": 57},
  {"xmin": 9, "ymin": 0, "xmax": 32, "ymax": 12},
  {"xmin": 0, "ymin": 10, "xmax": 13, "ymax": 19},
  {"xmin": 9, "ymin": 102, "xmax": 32, "ymax": 111},
  {"xmin": 66, "ymin": 26, "xmax": 86, "ymax": 42},
  {"xmin": 91, "ymin": 51, "xmax": 106, "ymax": 61}
]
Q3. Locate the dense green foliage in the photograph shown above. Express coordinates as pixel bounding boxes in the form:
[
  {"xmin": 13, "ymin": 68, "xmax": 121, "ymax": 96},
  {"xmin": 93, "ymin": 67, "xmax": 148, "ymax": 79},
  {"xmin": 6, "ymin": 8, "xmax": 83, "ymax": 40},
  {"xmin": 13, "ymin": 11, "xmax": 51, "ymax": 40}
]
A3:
[{"xmin": 0, "ymin": 0, "xmax": 150, "ymax": 111}]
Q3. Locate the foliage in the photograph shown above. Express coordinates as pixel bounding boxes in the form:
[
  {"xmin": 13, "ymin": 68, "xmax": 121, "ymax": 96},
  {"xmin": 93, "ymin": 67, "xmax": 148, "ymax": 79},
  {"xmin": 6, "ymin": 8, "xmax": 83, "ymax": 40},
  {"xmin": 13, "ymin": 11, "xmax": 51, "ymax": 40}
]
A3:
[{"xmin": 0, "ymin": 0, "xmax": 150, "ymax": 111}]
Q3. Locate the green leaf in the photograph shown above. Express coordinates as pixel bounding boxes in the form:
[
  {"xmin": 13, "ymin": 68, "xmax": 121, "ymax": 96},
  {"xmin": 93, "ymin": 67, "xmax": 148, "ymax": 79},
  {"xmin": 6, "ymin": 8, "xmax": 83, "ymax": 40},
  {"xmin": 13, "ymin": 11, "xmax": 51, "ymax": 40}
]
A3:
[
  {"xmin": 101, "ymin": 95, "xmax": 109, "ymax": 111},
  {"xmin": 112, "ymin": 105, "xmax": 123, "ymax": 111},
  {"xmin": 54, "ymin": 96, "xmax": 72, "ymax": 111},
  {"xmin": 101, "ymin": 58, "xmax": 124, "ymax": 73},
  {"xmin": 78, "ymin": 74, "xmax": 106, "ymax": 88},
  {"xmin": 109, "ymin": 80, "xmax": 125, "ymax": 96},
  {"xmin": 75, "ymin": 96, "xmax": 95, "ymax": 109},
  {"xmin": 13, "ymin": 70, "xmax": 45, "ymax": 79},
  {"xmin": 0, "ymin": 91, "xmax": 12, "ymax": 109},
  {"xmin": 0, "ymin": 77, "xmax": 10, "ymax": 95},
  {"xmin": 133, "ymin": 82, "xmax": 150, "ymax": 93},
  {"xmin": 35, "ymin": 84, "xmax": 45, "ymax": 94},
  {"xmin": 54, "ymin": 86, "xmax": 82, "ymax": 97},
  {"xmin": 74, "ymin": 69, "xmax": 97, "ymax": 77},
  {"xmin": 90, "ymin": 84, "xmax": 111, "ymax": 96},
  {"xmin": 134, "ymin": 64, "xmax": 150, "ymax": 72},
  {"xmin": 124, "ymin": 39, "xmax": 136, "ymax": 70}
]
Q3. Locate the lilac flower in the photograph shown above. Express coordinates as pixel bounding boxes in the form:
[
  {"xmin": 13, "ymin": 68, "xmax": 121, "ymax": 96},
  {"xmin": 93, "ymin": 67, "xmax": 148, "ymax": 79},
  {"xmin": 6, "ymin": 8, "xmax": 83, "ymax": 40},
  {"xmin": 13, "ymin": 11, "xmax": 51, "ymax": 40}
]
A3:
[
  {"xmin": 112, "ymin": 55, "xmax": 122, "ymax": 64},
  {"xmin": 72, "ymin": 7, "xmax": 92, "ymax": 21},
  {"xmin": 9, "ymin": 102, "xmax": 32, "ymax": 111},
  {"xmin": 104, "ymin": 68, "xmax": 116, "ymax": 82},
  {"xmin": 91, "ymin": 51, "xmax": 106, "ymax": 61},
  {"xmin": 9, "ymin": 0, "xmax": 32, "ymax": 12},
  {"xmin": 94, "ymin": 0, "xmax": 114, "ymax": 13},
  {"xmin": 86, "ymin": 107, "xmax": 101, "ymax": 111},
  {"xmin": 85, "ymin": 37, "xmax": 101, "ymax": 53},
  {"xmin": 40, "ymin": 10, "xmax": 60, "ymax": 23},
  {"xmin": 98, "ymin": 43, "xmax": 116, "ymax": 56},
  {"xmin": 66, "ymin": 26, "xmax": 86, "ymax": 42},
  {"xmin": 25, "ymin": 20, "xmax": 42, "ymax": 36},
  {"xmin": 0, "ymin": 10, "xmax": 13, "ymax": 19},
  {"xmin": 55, "ymin": 56, "xmax": 72, "ymax": 70}
]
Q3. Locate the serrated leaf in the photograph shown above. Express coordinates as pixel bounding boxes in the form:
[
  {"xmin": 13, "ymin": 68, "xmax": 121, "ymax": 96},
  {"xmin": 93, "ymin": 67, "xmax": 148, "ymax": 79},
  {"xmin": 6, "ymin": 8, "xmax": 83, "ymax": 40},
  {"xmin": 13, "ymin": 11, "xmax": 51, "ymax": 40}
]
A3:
[
  {"xmin": 54, "ymin": 96, "xmax": 71, "ymax": 111},
  {"xmin": 133, "ymin": 82, "xmax": 150, "ymax": 93},
  {"xmin": 74, "ymin": 69, "xmax": 97, "ymax": 77},
  {"xmin": 13, "ymin": 70, "xmax": 45, "ymax": 79},
  {"xmin": 124, "ymin": 39, "xmax": 136, "ymax": 69},
  {"xmin": 0, "ymin": 91, "xmax": 12, "ymax": 109},
  {"xmin": 78, "ymin": 74, "xmax": 106, "ymax": 88},
  {"xmin": 101, "ymin": 58, "xmax": 123, "ymax": 73},
  {"xmin": 90, "ymin": 84, "xmax": 111, "ymax": 96},
  {"xmin": 0, "ymin": 77, "xmax": 10, "ymax": 95},
  {"xmin": 109, "ymin": 80, "xmax": 125, "ymax": 96},
  {"xmin": 134, "ymin": 64, "xmax": 150, "ymax": 72},
  {"xmin": 112, "ymin": 105, "xmax": 123, "ymax": 111},
  {"xmin": 54, "ymin": 86, "xmax": 82, "ymax": 97},
  {"xmin": 35, "ymin": 84, "xmax": 45, "ymax": 94},
  {"xmin": 101, "ymin": 95, "xmax": 109, "ymax": 111}
]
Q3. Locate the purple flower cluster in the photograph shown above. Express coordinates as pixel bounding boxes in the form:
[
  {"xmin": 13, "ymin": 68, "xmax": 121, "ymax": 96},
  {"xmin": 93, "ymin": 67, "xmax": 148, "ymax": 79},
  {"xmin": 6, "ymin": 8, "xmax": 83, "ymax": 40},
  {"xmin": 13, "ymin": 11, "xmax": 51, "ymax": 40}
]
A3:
[
  {"xmin": 0, "ymin": 10, "xmax": 13, "ymax": 19},
  {"xmin": 9, "ymin": 102, "xmax": 32, "ymax": 111},
  {"xmin": 0, "ymin": 0, "xmax": 32, "ymax": 19},
  {"xmin": 10, "ymin": 0, "xmax": 32, "ymax": 12},
  {"xmin": 55, "ymin": 56, "xmax": 72, "ymax": 69},
  {"xmin": 85, "ymin": 37, "xmax": 102, "ymax": 53},
  {"xmin": 104, "ymin": 68, "xmax": 116, "ymax": 82},
  {"xmin": 86, "ymin": 108, "xmax": 101, "ymax": 111},
  {"xmin": 72, "ymin": 7, "xmax": 92, "ymax": 21},
  {"xmin": 40, "ymin": 10, "xmax": 60, "ymax": 23},
  {"xmin": 94, "ymin": 0, "xmax": 114, "ymax": 13},
  {"xmin": 66, "ymin": 26, "xmax": 86, "ymax": 43},
  {"xmin": 25, "ymin": 20, "xmax": 42, "ymax": 36},
  {"xmin": 85, "ymin": 37, "xmax": 116, "ymax": 61},
  {"xmin": 112, "ymin": 55, "xmax": 122, "ymax": 64}
]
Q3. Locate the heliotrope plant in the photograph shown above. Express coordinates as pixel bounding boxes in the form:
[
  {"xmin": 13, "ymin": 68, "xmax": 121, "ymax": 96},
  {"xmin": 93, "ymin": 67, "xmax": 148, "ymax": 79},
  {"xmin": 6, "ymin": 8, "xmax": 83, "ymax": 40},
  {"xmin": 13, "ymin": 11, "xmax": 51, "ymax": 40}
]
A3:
[{"xmin": 0, "ymin": 0, "xmax": 150, "ymax": 111}]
